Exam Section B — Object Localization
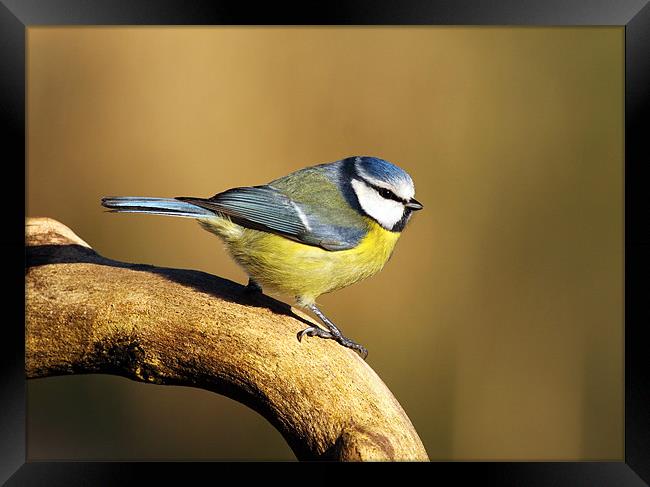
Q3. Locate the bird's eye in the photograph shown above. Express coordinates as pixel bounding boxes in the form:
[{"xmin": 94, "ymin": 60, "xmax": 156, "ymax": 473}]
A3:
[{"xmin": 378, "ymin": 188, "xmax": 394, "ymax": 200}]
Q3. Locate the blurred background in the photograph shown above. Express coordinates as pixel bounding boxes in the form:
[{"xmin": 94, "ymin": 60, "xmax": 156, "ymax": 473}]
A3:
[{"xmin": 26, "ymin": 27, "xmax": 623, "ymax": 460}]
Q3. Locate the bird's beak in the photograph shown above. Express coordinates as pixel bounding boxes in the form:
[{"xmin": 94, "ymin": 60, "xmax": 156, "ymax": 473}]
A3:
[{"xmin": 405, "ymin": 198, "xmax": 423, "ymax": 211}]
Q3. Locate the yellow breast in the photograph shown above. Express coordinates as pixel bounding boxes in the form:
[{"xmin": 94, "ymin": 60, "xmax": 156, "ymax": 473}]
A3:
[{"xmin": 200, "ymin": 216, "xmax": 401, "ymax": 305}]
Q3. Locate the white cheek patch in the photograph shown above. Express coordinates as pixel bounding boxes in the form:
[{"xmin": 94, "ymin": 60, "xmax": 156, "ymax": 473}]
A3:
[{"xmin": 351, "ymin": 179, "xmax": 405, "ymax": 229}]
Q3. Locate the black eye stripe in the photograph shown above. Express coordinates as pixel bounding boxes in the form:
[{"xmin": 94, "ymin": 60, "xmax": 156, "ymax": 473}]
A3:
[{"xmin": 367, "ymin": 183, "xmax": 407, "ymax": 204}]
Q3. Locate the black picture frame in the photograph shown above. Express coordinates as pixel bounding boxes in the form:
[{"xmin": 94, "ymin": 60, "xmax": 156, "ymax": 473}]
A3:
[{"xmin": 3, "ymin": 0, "xmax": 649, "ymax": 484}]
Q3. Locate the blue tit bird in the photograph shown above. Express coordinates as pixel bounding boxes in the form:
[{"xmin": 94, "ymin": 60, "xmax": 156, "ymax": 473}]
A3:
[{"xmin": 101, "ymin": 156, "xmax": 422, "ymax": 359}]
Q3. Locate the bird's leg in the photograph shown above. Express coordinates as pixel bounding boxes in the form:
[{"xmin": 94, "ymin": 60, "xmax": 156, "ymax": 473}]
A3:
[
  {"xmin": 244, "ymin": 277, "xmax": 263, "ymax": 294},
  {"xmin": 298, "ymin": 303, "xmax": 368, "ymax": 359}
]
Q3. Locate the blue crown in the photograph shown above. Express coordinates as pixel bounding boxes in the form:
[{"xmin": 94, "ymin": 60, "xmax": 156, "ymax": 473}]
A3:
[{"xmin": 353, "ymin": 156, "xmax": 414, "ymax": 189}]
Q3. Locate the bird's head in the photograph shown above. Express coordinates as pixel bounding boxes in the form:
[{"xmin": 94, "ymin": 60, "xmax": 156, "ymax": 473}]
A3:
[{"xmin": 348, "ymin": 156, "xmax": 423, "ymax": 232}]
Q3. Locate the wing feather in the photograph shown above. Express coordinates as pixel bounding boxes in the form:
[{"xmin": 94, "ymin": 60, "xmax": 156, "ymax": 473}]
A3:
[{"xmin": 177, "ymin": 185, "xmax": 363, "ymax": 251}]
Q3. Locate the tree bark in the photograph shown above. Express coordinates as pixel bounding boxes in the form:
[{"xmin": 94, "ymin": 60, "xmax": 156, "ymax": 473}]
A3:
[{"xmin": 25, "ymin": 217, "xmax": 429, "ymax": 461}]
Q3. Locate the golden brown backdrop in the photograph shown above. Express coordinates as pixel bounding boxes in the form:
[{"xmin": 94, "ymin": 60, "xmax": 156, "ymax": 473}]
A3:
[{"xmin": 27, "ymin": 27, "xmax": 623, "ymax": 460}]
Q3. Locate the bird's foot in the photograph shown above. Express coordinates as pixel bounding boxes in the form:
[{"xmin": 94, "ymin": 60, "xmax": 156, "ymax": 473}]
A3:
[
  {"xmin": 335, "ymin": 336, "xmax": 368, "ymax": 360},
  {"xmin": 296, "ymin": 325, "xmax": 368, "ymax": 360},
  {"xmin": 297, "ymin": 325, "xmax": 333, "ymax": 342}
]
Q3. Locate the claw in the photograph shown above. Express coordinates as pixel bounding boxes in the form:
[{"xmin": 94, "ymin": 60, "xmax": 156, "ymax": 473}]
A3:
[
  {"xmin": 342, "ymin": 340, "xmax": 368, "ymax": 360},
  {"xmin": 296, "ymin": 326, "xmax": 315, "ymax": 342},
  {"xmin": 297, "ymin": 325, "xmax": 333, "ymax": 343},
  {"xmin": 355, "ymin": 346, "xmax": 369, "ymax": 360}
]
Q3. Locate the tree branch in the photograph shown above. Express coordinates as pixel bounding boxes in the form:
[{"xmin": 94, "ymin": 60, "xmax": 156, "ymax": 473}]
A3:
[{"xmin": 25, "ymin": 217, "xmax": 428, "ymax": 461}]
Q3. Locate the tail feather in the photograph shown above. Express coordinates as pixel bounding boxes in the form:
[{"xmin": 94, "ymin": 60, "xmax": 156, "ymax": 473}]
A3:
[{"xmin": 101, "ymin": 197, "xmax": 215, "ymax": 218}]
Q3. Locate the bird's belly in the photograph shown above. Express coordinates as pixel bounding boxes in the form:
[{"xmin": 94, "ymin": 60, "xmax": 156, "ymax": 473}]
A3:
[{"xmin": 223, "ymin": 219, "xmax": 401, "ymax": 304}]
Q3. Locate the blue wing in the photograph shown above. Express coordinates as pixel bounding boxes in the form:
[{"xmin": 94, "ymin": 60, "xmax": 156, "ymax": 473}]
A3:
[{"xmin": 177, "ymin": 185, "xmax": 365, "ymax": 251}]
